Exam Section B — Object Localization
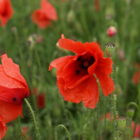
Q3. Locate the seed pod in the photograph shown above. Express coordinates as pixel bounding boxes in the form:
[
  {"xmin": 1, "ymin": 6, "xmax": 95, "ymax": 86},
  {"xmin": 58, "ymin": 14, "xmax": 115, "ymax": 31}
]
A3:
[
  {"xmin": 105, "ymin": 42, "xmax": 116, "ymax": 57},
  {"xmin": 127, "ymin": 108, "xmax": 135, "ymax": 118},
  {"xmin": 118, "ymin": 117, "xmax": 126, "ymax": 131}
]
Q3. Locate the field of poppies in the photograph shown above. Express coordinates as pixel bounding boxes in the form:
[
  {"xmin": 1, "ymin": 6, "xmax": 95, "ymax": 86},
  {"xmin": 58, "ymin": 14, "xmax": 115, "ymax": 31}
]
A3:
[{"xmin": 0, "ymin": 0, "xmax": 140, "ymax": 140}]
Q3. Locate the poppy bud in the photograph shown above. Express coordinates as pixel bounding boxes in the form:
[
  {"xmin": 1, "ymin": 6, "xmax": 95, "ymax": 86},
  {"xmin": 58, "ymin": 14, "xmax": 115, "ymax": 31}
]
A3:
[
  {"xmin": 127, "ymin": 108, "xmax": 134, "ymax": 118},
  {"xmin": 67, "ymin": 10, "xmax": 75, "ymax": 23},
  {"xmin": 107, "ymin": 26, "xmax": 117, "ymax": 37},
  {"xmin": 105, "ymin": 42, "xmax": 116, "ymax": 57},
  {"xmin": 118, "ymin": 117, "xmax": 126, "ymax": 131},
  {"xmin": 133, "ymin": 138, "xmax": 140, "ymax": 140},
  {"xmin": 27, "ymin": 36, "xmax": 35, "ymax": 50},
  {"xmin": 114, "ymin": 84, "xmax": 122, "ymax": 95}
]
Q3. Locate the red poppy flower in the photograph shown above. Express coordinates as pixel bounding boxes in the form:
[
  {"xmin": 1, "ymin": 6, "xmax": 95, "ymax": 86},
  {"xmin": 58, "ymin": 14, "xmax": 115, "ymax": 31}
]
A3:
[
  {"xmin": 131, "ymin": 122, "xmax": 140, "ymax": 137},
  {"xmin": 0, "ymin": 0, "xmax": 13, "ymax": 27},
  {"xmin": 0, "ymin": 54, "xmax": 29, "ymax": 123},
  {"xmin": 0, "ymin": 114, "xmax": 7, "ymax": 140},
  {"xmin": 37, "ymin": 93, "xmax": 45, "ymax": 109},
  {"xmin": 49, "ymin": 34, "xmax": 114, "ymax": 108},
  {"xmin": 100, "ymin": 113, "xmax": 119, "ymax": 121},
  {"xmin": 31, "ymin": 0, "xmax": 57, "ymax": 29},
  {"xmin": 132, "ymin": 71, "xmax": 140, "ymax": 85},
  {"xmin": 94, "ymin": 0, "xmax": 99, "ymax": 12}
]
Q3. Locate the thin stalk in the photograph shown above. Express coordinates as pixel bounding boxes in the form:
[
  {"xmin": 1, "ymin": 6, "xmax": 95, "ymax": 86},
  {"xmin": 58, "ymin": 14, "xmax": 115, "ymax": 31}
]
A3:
[
  {"xmin": 55, "ymin": 124, "xmax": 71, "ymax": 140},
  {"xmin": 24, "ymin": 98, "xmax": 41, "ymax": 140},
  {"xmin": 17, "ymin": 117, "xmax": 24, "ymax": 140}
]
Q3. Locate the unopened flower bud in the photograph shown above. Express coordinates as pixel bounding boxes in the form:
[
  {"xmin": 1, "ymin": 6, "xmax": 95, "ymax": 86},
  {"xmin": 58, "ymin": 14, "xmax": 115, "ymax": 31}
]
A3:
[
  {"xmin": 118, "ymin": 117, "xmax": 126, "ymax": 131},
  {"xmin": 67, "ymin": 10, "xmax": 75, "ymax": 23},
  {"xmin": 105, "ymin": 42, "xmax": 115, "ymax": 57},
  {"xmin": 107, "ymin": 26, "xmax": 117, "ymax": 37},
  {"xmin": 127, "ymin": 108, "xmax": 134, "ymax": 118}
]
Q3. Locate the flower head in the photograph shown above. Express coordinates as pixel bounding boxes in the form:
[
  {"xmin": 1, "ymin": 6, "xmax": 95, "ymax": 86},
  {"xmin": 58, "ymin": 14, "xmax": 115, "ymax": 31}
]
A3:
[
  {"xmin": 0, "ymin": 114, "xmax": 7, "ymax": 140},
  {"xmin": 0, "ymin": 54, "xmax": 29, "ymax": 123},
  {"xmin": 107, "ymin": 26, "xmax": 117, "ymax": 37},
  {"xmin": 0, "ymin": 0, "xmax": 13, "ymax": 27},
  {"xmin": 37, "ymin": 93, "xmax": 45, "ymax": 109},
  {"xmin": 31, "ymin": 0, "xmax": 57, "ymax": 29},
  {"xmin": 132, "ymin": 122, "xmax": 140, "ymax": 137},
  {"xmin": 49, "ymin": 34, "xmax": 114, "ymax": 108}
]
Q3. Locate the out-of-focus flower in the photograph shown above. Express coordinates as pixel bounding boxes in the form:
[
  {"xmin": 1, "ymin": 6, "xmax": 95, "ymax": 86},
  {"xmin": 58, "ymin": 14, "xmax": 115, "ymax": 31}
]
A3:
[
  {"xmin": 132, "ymin": 71, "xmax": 140, "ymax": 85},
  {"xmin": 132, "ymin": 122, "xmax": 140, "ymax": 138},
  {"xmin": 36, "ymin": 36, "xmax": 43, "ymax": 44},
  {"xmin": 107, "ymin": 26, "xmax": 117, "ymax": 37},
  {"xmin": 0, "ymin": 0, "xmax": 13, "ymax": 27},
  {"xmin": 100, "ymin": 113, "xmax": 119, "ymax": 121},
  {"xmin": 117, "ymin": 49, "xmax": 125, "ymax": 61},
  {"xmin": 49, "ymin": 34, "xmax": 114, "ymax": 108},
  {"xmin": 21, "ymin": 126, "xmax": 29, "ymax": 137},
  {"xmin": 94, "ymin": 0, "xmax": 99, "ymax": 12},
  {"xmin": 0, "ymin": 54, "xmax": 29, "ymax": 123},
  {"xmin": 0, "ymin": 114, "xmax": 7, "ymax": 140},
  {"xmin": 37, "ymin": 93, "xmax": 45, "ymax": 109},
  {"xmin": 31, "ymin": 0, "xmax": 57, "ymax": 29}
]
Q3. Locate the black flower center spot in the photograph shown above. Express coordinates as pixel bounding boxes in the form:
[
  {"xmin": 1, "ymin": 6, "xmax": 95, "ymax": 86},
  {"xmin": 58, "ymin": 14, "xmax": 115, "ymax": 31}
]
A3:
[
  {"xmin": 13, "ymin": 97, "xmax": 17, "ymax": 101},
  {"xmin": 76, "ymin": 56, "xmax": 95, "ymax": 75}
]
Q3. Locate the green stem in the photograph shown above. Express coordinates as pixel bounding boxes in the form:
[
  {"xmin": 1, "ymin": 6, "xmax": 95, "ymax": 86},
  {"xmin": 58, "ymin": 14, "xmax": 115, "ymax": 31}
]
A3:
[
  {"xmin": 17, "ymin": 117, "xmax": 24, "ymax": 140},
  {"xmin": 85, "ymin": 109, "xmax": 90, "ymax": 140},
  {"xmin": 55, "ymin": 124, "xmax": 71, "ymax": 140},
  {"xmin": 24, "ymin": 98, "xmax": 40, "ymax": 140}
]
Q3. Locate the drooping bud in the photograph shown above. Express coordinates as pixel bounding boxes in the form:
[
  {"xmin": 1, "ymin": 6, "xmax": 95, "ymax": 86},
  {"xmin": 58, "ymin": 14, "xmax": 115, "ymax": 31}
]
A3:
[
  {"xmin": 127, "ymin": 108, "xmax": 135, "ymax": 118},
  {"xmin": 105, "ymin": 42, "xmax": 116, "ymax": 57},
  {"xmin": 107, "ymin": 26, "xmax": 117, "ymax": 37},
  {"xmin": 118, "ymin": 117, "xmax": 126, "ymax": 131}
]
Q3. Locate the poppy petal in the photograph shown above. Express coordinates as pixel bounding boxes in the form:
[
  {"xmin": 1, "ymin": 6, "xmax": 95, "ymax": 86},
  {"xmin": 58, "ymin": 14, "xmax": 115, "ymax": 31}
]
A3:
[
  {"xmin": 0, "ymin": 114, "xmax": 7, "ymax": 140},
  {"xmin": 31, "ymin": 10, "xmax": 51, "ymax": 29},
  {"xmin": 41, "ymin": 0, "xmax": 57, "ymax": 21},
  {"xmin": 57, "ymin": 76, "xmax": 99, "ymax": 108},
  {"xmin": 58, "ymin": 37, "xmax": 86, "ymax": 55},
  {"xmin": 95, "ymin": 71, "xmax": 114, "ymax": 96},
  {"xmin": 1, "ymin": 54, "xmax": 28, "ymax": 88},
  {"xmin": 0, "ymin": 100, "xmax": 23, "ymax": 123},
  {"xmin": 49, "ymin": 56, "xmax": 74, "ymax": 71}
]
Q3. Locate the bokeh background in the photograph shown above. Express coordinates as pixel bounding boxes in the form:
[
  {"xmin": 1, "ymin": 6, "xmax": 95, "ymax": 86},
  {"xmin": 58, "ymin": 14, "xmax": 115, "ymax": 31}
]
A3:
[{"xmin": 0, "ymin": 0, "xmax": 140, "ymax": 139}]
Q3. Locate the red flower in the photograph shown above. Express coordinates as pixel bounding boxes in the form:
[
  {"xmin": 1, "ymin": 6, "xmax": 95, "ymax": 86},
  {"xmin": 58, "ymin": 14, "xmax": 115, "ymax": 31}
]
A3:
[
  {"xmin": 131, "ymin": 122, "xmax": 140, "ymax": 137},
  {"xmin": 37, "ymin": 94, "xmax": 45, "ymax": 109},
  {"xmin": 94, "ymin": 0, "xmax": 99, "ymax": 12},
  {"xmin": 49, "ymin": 34, "xmax": 114, "ymax": 108},
  {"xmin": 0, "ymin": 114, "xmax": 7, "ymax": 140},
  {"xmin": 0, "ymin": 54, "xmax": 29, "ymax": 123},
  {"xmin": 132, "ymin": 71, "xmax": 140, "ymax": 85},
  {"xmin": 100, "ymin": 113, "xmax": 119, "ymax": 121},
  {"xmin": 31, "ymin": 0, "xmax": 57, "ymax": 29},
  {"xmin": 0, "ymin": 0, "xmax": 13, "ymax": 27}
]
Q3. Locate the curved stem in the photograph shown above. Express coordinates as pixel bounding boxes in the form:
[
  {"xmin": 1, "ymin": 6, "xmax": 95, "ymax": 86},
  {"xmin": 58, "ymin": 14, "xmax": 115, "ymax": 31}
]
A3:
[
  {"xmin": 17, "ymin": 117, "xmax": 24, "ymax": 140},
  {"xmin": 24, "ymin": 98, "xmax": 40, "ymax": 140},
  {"xmin": 55, "ymin": 124, "xmax": 71, "ymax": 140}
]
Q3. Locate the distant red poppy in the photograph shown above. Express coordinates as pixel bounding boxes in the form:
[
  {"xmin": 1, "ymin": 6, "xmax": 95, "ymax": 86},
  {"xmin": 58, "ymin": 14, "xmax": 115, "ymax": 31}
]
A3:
[
  {"xmin": 132, "ymin": 122, "xmax": 140, "ymax": 137},
  {"xmin": 132, "ymin": 71, "xmax": 140, "ymax": 85},
  {"xmin": 0, "ymin": 114, "xmax": 7, "ymax": 140},
  {"xmin": 31, "ymin": 0, "xmax": 57, "ymax": 29},
  {"xmin": 37, "ymin": 94, "xmax": 45, "ymax": 109},
  {"xmin": 100, "ymin": 113, "xmax": 119, "ymax": 121},
  {"xmin": 49, "ymin": 34, "xmax": 114, "ymax": 108},
  {"xmin": 94, "ymin": 0, "xmax": 99, "ymax": 12},
  {"xmin": 0, "ymin": 0, "xmax": 13, "ymax": 27},
  {"xmin": 0, "ymin": 54, "xmax": 29, "ymax": 123}
]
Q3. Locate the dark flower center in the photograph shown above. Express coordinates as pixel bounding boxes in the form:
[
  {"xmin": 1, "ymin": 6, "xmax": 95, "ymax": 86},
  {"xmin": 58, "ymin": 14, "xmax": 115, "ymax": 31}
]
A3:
[{"xmin": 76, "ymin": 56, "xmax": 95, "ymax": 75}]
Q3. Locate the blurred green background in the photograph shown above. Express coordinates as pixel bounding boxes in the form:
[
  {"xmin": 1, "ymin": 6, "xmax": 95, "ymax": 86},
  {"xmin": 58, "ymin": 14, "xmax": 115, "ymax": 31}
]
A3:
[{"xmin": 0, "ymin": 0, "xmax": 140, "ymax": 139}]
